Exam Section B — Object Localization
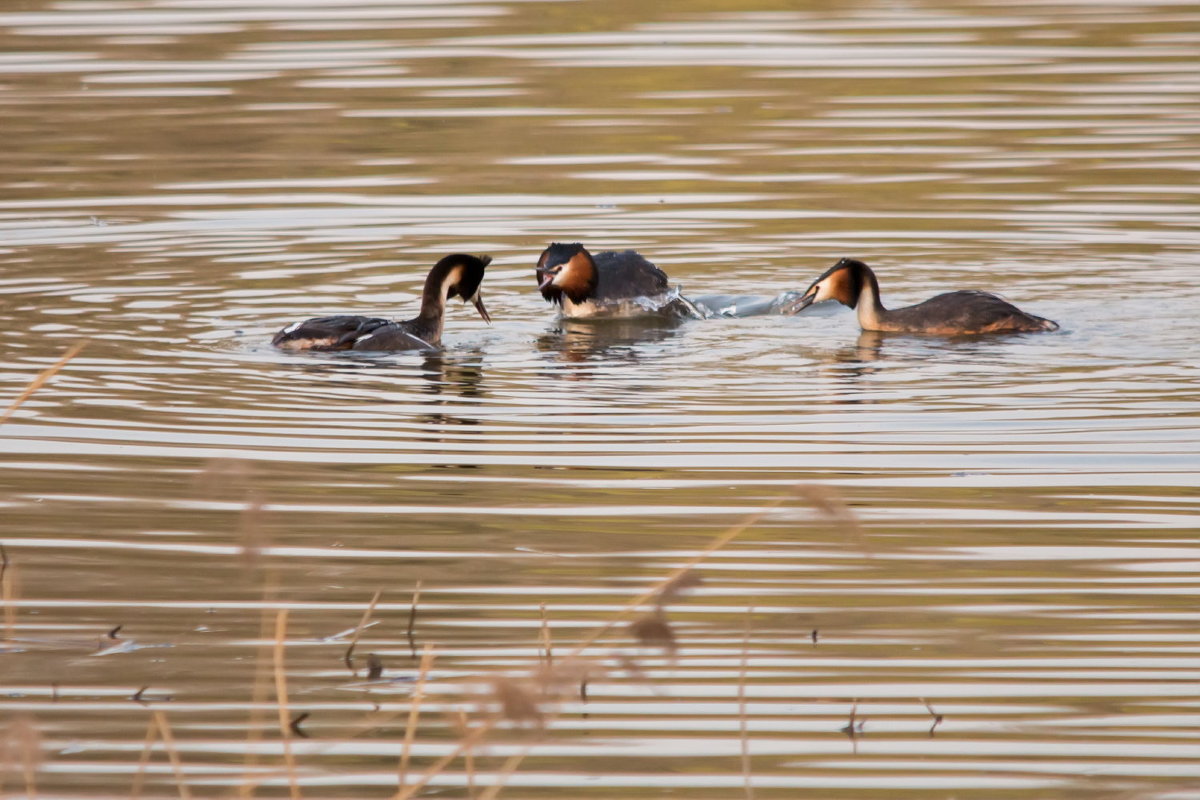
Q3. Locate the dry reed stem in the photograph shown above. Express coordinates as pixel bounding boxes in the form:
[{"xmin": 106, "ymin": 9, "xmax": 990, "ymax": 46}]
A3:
[
  {"xmin": 739, "ymin": 607, "xmax": 754, "ymax": 800},
  {"xmin": 273, "ymin": 609, "xmax": 301, "ymax": 800},
  {"xmin": 3, "ymin": 716, "xmax": 41, "ymax": 800},
  {"xmin": 130, "ymin": 715, "xmax": 158, "ymax": 799},
  {"xmin": 152, "ymin": 711, "xmax": 191, "ymax": 800},
  {"xmin": 393, "ymin": 717, "xmax": 495, "ymax": 800},
  {"xmin": 539, "ymin": 602, "xmax": 552, "ymax": 666},
  {"xmin": 395, "ymin": 644, "xmax": 436, "ymax": 798},
  {"xmin": 0, "ymin": 341, "xmax": 87, "ymax": 427},
  {"xmin": 344, "ymin": 589, "xmax": 383, "ymax": 676},
  {"xmin": 567, "ymin": 485, "xmax": 808, "ymax": 660},
  {"xmin": 475, "ymin": 734, "xmax": 546, "ymax": 800},
  {"xmin": 238, "ymin": 571, "xmax": 279, "ymax": 798},
  {"xmin": 398, "ymin": 485, "xmax": 812, "ymax": 800},
  {"xmin": 795, "ymin": 484, "xmax": 872, "ymax": 558},
  {"xmin": 456, "ymin": 709, "xmax": 476, "ymax": 799}
]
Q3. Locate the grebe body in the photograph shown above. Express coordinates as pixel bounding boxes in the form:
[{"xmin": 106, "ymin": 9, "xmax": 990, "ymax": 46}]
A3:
[
  {"xmin": 786, "ymin": 258, "xmax": 1058, "ymax": 335},
  {"xmin": 535, "ymin": 244, "xmax": 701, "ymax": 319},
  {"xmin": 272, "ymin": 254, "xmax": 491, "ymax": 351}
]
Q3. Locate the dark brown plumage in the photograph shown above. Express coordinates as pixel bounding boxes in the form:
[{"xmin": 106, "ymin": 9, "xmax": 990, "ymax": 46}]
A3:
[
  {"xmin": 534, "ymin": 243, "xmax": 700, "ymax": 318},
  {"xmin": 272, "ymin": 254, "xmax": 492, "ymax": 351},
  {"xmin": 784, "ymin": 258, "xmax": 1058, "ymax": 335}
]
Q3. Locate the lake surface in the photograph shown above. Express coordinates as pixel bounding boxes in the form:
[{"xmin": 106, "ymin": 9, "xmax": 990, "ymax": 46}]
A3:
[{"xmin": 2, "ymin": 0, "xmax": 1199, "ymax": 797}]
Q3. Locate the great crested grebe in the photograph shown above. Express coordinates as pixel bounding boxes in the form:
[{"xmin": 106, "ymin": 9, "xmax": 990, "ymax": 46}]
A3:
[
  {"xmin": 534, "ymin": 243, "xmax": 702, "ymax": 319},
  {"xmin": 272, "ymin": 253, "xmax": 492, "ymax": 351},
  {"xmin": 784, "ymin": 258, "xmax": 1059, "ymax": 335}
]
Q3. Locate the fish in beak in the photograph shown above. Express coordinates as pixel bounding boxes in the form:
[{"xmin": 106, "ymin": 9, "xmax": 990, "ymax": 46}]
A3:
[{"xmin": 535, "ymin": 265, "xmax": 560, "ymax": 292}]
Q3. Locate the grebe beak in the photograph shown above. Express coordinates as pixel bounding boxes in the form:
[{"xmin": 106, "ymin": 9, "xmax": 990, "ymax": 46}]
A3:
[
  {"xmin": 472, "ymin": 294, "xmax": 492, "ymax": 324},
  {"xmin": 780, "ymin": 287, "xmax": 818, "ymax": 314},
  {"xmin": 535, "ymin": 265, "xmax": 560, "ymax": 291}
]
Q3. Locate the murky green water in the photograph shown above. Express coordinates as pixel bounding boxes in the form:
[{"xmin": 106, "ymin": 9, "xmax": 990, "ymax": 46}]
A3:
[{"xmin": 2, "ymin": 0, "xmax": 1198, "ymax": 797}]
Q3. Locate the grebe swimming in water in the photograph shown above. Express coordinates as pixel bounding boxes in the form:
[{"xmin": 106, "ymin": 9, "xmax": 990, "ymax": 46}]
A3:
[
  {"xmin": 784, "ymin": 258, "xmax": 1058, "ymax": 335},
  {"xmin": 273, "ymin": 253, "xmax": 492, "ymax": 351},
  {"xmin": 534, "ymin": 243, "xmax": 702, "ymax": 319}
]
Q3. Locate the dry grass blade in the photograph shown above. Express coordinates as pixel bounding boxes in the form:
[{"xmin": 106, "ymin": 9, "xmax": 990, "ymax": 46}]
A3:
[
  {"xmin": 152, "ymin": 711, "xmax": 191, "ymax": 800},
  {"xmin": 393, "ymin": 720, "xmax": 492, "ymax": 800},
  {"xmin": 272, "ymin": 609, "xmax": 301, "ymax": 800},
  {"xmin": 344, "ymin": 590, "xmax": 383, "ymax": 676},
  {"xmin": 657, "ymin": 568, "xmax": 703, "ymax": 607},
  {"xmin": 130, "ymin": 715, "xmax": 158, "ymax": 799},
  {"xmin": 475, "ymin": 732, "xmax": 547, "ymax": 800},
  {"xmin": 395, "ymin": 645, "xmax": 436, "ymax": 798},
  {"xmin": 455, "ymin": 709, "xmax": 477, "ymax": 799},
  {"xmin": 0, "ymin": 341, "xmax": 87, "ymax": 427}
]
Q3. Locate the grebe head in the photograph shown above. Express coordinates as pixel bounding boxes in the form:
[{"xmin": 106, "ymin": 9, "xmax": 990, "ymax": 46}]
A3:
[
  {"xmin": 433, "ymin": 253, "xmax": 492, "ymax": 322},
  {"xmin": 535, "ymin": 243, "xmax": 598, "ymax": 305},
  {"xmin": 792, "ymin": 257, "xmax": 869, "ymax": 312}
]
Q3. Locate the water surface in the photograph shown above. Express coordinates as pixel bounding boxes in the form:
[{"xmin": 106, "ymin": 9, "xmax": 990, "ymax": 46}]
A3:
[{"xmin": 1, "ymin": 0, "xmax": 1199, "ymax": 797}]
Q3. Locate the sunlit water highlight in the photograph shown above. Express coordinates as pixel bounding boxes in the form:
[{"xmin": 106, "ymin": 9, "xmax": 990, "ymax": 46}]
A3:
[{"xmin": 1, "ymin": 0, "xmax": 1199, "ymax": 797}]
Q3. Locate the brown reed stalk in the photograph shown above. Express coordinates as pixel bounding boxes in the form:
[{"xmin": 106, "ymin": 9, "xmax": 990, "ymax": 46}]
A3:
[
  {"xmin": 456, "ymin": 709, "xmax": 476, "ymax": 799},
  {"xmin": 739, "ymin": 608, "xmax": 754, "ymax": 800},
  {"xmin": 0, "ymin": 341, "xmax": 87, "ymax": 427},
  {"xmin": 273, "ymin": 609, "xmax": 301, "ymax": 800},
  {"xmin": 5, "ymin": 716, "xmax": 40, "ymax": 800},
  {"xmin": 539, "ymin": 602, "xmax": 552, "ymax": 666},
  {"xmin": 476, "ymin": 735, "xmax": 545, "ymax": 800},
  {"xmin": 344, "ymin": 589, "xmax": 383, "ymax": 675},
  {"xmin": 238, "ymin": 571, "xmax": 279, "ymax": 798},
  {"xmin": 568, "ymin": 485, "xmax": 809, "ymax": 660},
  {"xmin": 130, "ymin": 715, "xmax": 158, "ymax": 799},
  {"xmin": 398, "ymin": 486, "xmax": 815, "ymax": 800},
  {"xmin": 152, "ymin": 711, "xmax": 191, "ymax": 800},
  {"xmin": 395, "ymin": 644, "xmax": 435, "ymax": 797}
]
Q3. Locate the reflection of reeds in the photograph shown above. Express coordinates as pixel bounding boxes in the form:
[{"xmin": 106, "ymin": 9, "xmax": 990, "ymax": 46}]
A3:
[{"xmin": 345, "ymin": 589, "xmax": 383, "ymax": 675}]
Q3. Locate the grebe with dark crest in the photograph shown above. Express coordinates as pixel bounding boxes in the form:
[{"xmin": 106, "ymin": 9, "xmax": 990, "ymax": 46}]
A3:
[
  {"xmin": 784, "ymin": 258, "xmax": 1058, "ymax": 335},
  {"xmin": 272, "ymin": 253, "xmax": 491, "ymax": 351},
  {"xmin": 534, "ymin": 243, "xmax": 702, "ymax": 319}
]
